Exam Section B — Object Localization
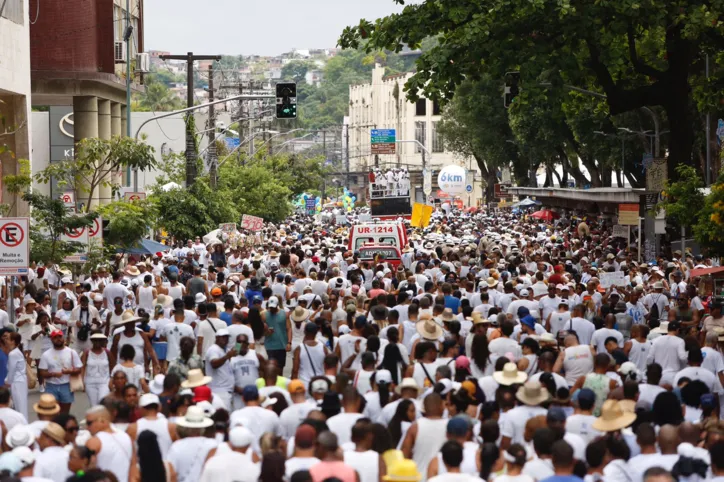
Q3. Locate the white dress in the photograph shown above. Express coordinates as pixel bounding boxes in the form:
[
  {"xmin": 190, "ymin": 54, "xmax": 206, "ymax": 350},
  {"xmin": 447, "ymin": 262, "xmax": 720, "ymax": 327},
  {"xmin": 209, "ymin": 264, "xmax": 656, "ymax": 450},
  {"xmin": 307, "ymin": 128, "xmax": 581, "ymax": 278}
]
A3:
[
  {"xmin": 6, "ymin": 347, "xmax": 28, "ymax": 419},
  {"xmin": 85, "ymin": 349, "xmax": 111, "ymax": 406}
]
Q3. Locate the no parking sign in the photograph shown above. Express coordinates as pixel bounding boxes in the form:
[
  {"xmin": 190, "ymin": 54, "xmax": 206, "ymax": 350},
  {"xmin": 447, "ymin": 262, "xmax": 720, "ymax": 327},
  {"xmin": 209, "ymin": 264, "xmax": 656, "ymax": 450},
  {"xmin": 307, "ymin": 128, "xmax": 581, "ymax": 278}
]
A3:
[{"xmin": 0, "ymin": 218, "xmax": 29, "ymax": 275}]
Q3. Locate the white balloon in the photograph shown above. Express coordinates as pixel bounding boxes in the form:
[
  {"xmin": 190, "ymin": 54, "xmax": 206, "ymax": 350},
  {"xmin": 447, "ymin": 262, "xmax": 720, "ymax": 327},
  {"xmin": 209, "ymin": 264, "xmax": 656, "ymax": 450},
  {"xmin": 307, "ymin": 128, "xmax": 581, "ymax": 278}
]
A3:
[{"xmin": 437, "ymin": 165, "xmax": 467, "ymax": 194}]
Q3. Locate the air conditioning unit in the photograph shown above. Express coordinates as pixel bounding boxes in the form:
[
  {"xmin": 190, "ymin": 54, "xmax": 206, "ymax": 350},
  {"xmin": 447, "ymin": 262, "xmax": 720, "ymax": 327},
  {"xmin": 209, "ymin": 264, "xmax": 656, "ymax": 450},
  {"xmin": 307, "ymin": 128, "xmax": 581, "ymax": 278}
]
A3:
[
  {"xmin": 136, "ymin": 52, "xmax": 150, "ymax": 73},
  {"xmin": 114, "ymin": 41, "xmax": 127, "ymax": 63}
]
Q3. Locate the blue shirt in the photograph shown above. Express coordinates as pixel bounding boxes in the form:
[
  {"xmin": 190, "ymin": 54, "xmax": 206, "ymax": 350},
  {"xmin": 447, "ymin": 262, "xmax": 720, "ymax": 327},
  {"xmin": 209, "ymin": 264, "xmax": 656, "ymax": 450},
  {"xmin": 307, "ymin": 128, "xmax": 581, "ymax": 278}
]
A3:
[
  {"xmin": 0, "ymin": 350, "xmax": 8, "ymax": 385},
  {"xmin": 444, "ymin": 295, "xmax": 461, "ymax": 314},
  {"xmin": 540, "ymin": 476, "xmax": 584, "ymax": 482},
  {"xmin": 219, "ymin": 312, "xmax": 232, "ymax": 326}
]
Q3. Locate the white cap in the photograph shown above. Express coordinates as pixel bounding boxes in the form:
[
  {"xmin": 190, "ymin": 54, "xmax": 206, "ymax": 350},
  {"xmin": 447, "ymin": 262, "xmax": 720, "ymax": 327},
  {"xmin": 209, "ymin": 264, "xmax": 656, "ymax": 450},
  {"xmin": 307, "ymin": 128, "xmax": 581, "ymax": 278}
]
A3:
[
  {"xmin": 261, "ymin": 396, "xmax": 277, "ymax": 408},
  {"xmin": 196, "ymin": 400, "xmax": 216, "ymax": 417},
  {"xmin": 139, "ymin": 393, "xmax": 160, "ymax": 407},
  {"xmin": 93, "ymin": 294, "xmax": 103, "ymax": 303},
  {"xmin": 11, "ymin": 447, "xmax": 34, "ymax": 468},
  {"xmin": 519, "ymin": 289, "xmax": 529, "ymax": 297},
  {"xmin": 376, "ymin": 369, "xmax": 393, "ymax": 384},
  {"xmin": 195, "ymin": 293, "xmax": 207, "ymax": 304},
  {"xmin": 216, "ymin": 329, "xmax": 230, "ymax": 337},
  {"xmin": 267, "ymin": 297, "xmax": 279, "ymax": 308},
  {"xmin": 310, "ymin": 379, "xmax": 329, "ymax": 394},
  {"xmin": 229, "ymin": 426, "xmax": 254, "ymax": 448}
]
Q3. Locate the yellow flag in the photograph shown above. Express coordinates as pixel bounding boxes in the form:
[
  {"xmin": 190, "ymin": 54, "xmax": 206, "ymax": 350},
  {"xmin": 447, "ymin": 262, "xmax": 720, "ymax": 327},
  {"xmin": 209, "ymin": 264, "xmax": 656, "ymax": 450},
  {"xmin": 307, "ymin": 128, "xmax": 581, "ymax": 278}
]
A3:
[{"xmin": 411, "ymin": 203, "xmax": 433, "ymax": 228}]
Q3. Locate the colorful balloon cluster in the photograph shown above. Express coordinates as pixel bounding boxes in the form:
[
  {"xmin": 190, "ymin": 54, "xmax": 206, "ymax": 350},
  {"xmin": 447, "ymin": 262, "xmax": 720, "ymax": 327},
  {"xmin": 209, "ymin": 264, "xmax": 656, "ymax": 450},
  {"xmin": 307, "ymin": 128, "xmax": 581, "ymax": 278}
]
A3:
[
  {"xmin": 342, "ymin": 188, "xmax": 357, "ymax": 213},
  {"xmin": 293, "ymin": 189, "xmax": 356, "ymax": 213}
]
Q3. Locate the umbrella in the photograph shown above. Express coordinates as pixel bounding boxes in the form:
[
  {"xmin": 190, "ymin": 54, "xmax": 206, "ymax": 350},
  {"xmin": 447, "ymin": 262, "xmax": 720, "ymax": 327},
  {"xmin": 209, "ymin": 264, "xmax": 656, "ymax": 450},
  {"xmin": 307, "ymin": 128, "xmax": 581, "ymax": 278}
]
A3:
[
  {"xmin": 116, "ymin": 239, "xmax": 172, "ymax": 255},
  {"xmin": 517, "ymin": 198, "xmax": 541, "ymax": 207},
  {"xmin": 530, "ymin": 209, "xmax": 560, "ymax": 221}
]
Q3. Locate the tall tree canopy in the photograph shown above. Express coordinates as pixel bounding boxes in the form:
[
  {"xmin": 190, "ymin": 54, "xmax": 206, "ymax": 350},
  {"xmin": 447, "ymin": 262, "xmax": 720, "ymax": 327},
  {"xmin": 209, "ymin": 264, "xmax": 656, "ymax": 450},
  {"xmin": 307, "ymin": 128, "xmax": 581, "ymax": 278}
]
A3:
[{"xmin": 339, "ymin": 0, "xmax": 724, "ymax": 178}]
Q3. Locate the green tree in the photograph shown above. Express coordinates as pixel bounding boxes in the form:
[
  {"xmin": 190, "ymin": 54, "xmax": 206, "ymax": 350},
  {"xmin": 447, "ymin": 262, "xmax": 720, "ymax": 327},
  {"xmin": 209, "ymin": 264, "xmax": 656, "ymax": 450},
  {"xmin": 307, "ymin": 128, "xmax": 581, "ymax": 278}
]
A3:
[
  {"xmin": 98, "ymin": 200, "xmax": 157, "ymax": 249},
  {"xmin": 151, "ymin": 179, "xmax": 239, "ymax": 241},
  {"xmin": 218, "ymin": 162, "xmax": 293, "ymax": 222},
  {"xmin": 339, "ymin": 0, "xmax": 724, "ymax": 178},
  {"xmin": 22, "ymin": 192, "xmax": 97, "ymax": 264},
  {"xmin": 0, "ymin": 159, "xmax": 32, "ymax": 216},
  {"xmin": 281, "ymin": 60, "xmax": 316, "ymax": 84},
  {"xmin": 35, "ymin": 136, "xmax": 156, "ymax": 211},
  {"xmin": 134, "ymin": 77, "xmax": 185, "ymax": 112}
]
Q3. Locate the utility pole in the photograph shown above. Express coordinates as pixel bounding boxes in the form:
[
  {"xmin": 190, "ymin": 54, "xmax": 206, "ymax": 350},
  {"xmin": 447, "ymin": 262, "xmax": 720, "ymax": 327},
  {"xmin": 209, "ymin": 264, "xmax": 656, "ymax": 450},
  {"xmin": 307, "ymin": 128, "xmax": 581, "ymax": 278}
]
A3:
[
  {"xmin": 207, "ymin": 65, "xmax": 218, "ymax": 187},
  {"xmin": 125, "ymin": 0, "xmax": 133, "ymax": 189},
  {"xmin": 158, "ymin": 53, "xmax": 221, "ymax": 187},
  {"xmin": 345, "ymin": 125, "xmax": 350, "ymax": 187},
  {"xmin": 706, "ymin": 54, "xmax": 711, "ymax": 186},
  {"xmin": 322, "ymin": 130, "xmax": 327, "ymax": 162}
]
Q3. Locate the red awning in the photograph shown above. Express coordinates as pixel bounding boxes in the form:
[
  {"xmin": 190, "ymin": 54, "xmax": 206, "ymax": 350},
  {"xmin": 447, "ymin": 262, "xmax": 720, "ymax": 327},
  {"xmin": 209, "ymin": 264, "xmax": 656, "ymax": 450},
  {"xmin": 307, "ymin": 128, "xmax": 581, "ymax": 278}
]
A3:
[{"xmin": 690, "ymin": 266, "xmax": 724, "ymax": 277}]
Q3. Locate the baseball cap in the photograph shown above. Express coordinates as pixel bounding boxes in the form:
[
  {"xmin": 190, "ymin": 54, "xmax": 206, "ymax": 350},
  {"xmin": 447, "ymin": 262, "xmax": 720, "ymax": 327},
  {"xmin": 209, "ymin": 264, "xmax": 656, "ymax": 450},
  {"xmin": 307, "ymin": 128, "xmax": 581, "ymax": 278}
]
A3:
[
  {"xmin": 216, "ymin": 328, "xmax": 230, "ymax": 337},
  {"xmin": 242, "ymin": 385, "xmax": 259, "ymax": 401},
  {"xmin": 139, "ymin": 393, "xmax": 160, "ymax": 407},
  {"xmin": 455, "ymin": 356, "xmax": 470, "ymax": 369},
  {"xmin": 376, "ymin": 369, "xmax": 393, "ymax": 384},
  {"xmin": 267, "ymin": 297, "xmax": 279, "ymax": 308},
  {"xmin": 460, "ymin": 380, "xmax": 476, "ymax": 398},
  {"xmin": 576, "ymin": 388, "xmax": 596, "ymax": 407},
  {"xmin": 50, "ymin": 330, "xmax": 64, "ymax": 338},
  {"xmin": 288, "ymin": 380, "xmax": 306, "ymax": 394},
  {"xmin": 519, "ymin": 289, "xmax": 529, "ymax": 297},
  {"xmin": 211, "ymin": 287, "xmax": 222, "ymax": 296},
  {"xmin": 229, "ymin": 426, "xmax": 254, "ymax": 448},
  {"xmin": 447, "ymin": 416, "xmax": 471, "ymax": 436},
  {"xmin": 252, "ymin": 295, "xmax": 263, "ymax": 304},
  {"xmin": 310, "ymin": 379, "xmax": 329, "ymax": 394},
  {"xmin": 547, "ymin": 407, "xmax": 567, "ymax": 422}
]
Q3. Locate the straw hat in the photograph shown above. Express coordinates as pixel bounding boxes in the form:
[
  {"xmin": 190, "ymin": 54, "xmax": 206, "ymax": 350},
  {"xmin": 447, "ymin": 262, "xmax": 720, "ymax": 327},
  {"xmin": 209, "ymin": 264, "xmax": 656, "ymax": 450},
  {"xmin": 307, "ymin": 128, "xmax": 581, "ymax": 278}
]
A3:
[
  {"xmin": 416, "ymin": 318, "xmax": 443, "ymax": 341},
  {"xmin": 382, "ymin": 450, "xmax": 405, "ymax": 470},
  {"xmin": 395, "ymin": 377, "xmax": 420, "ymax": 395},
  {"xmin": 618, "ymin": 400, "xmax": 636, "ymax": 414},
  {"xmin": 384, "ymin": 459, "xmax": 422, "ymax": 482},
  {"xmin": 468, "ymin": 312, "xmax": 484, "ymax": 325},
  {"xmin": 592, "ymin": 400, "xmax": 637, "ymax": 432},
  {"xmin": 180, "ymin": 369, "xmax": 212, "ymax": 389},
  {"xmin": 493, "ymin": 363, "xmax": 528, "ymax": 386},
  {"xmin": 112, "ymin": 309, "xmax": 141, "ymax": 327},
  {"xmin": 176, "ymin": 405, "xmax": 214, "ymax": 429},
  {"xmin": 41, "ymin": 422, "xmax": 66, "ymax": 445},
  {"xmin": 515, "ymin": 380, "xmax": 550, "ymax": 406},
  {"xmin": 291, "ymin": 306, "xmax": 310, "ymax": 323},
  {"xmin": 153, "ymin": 294, "xmax": 173, "ymax": 309},
  {"xmin": 126, "ymin": 266, "xmax": 140, "ymax": 276},
  {"xmin": 486, "ymin": 277, "xmax": 498, "ymax": 288},
  {"xmin": 33, "ymin": 394, "xmax": 60, "ymax": 416},
  {"xmin": 440, "ymin": 308, "xmax": 456, "ymax": 322}
]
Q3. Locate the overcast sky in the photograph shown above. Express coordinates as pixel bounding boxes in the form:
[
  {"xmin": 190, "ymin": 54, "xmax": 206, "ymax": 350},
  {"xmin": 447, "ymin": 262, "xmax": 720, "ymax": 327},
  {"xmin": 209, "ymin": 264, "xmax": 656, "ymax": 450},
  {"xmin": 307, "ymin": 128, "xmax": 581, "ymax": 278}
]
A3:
[{"xmin": 144, "ymin": 0, "xmax": 408, "ymax": 56}]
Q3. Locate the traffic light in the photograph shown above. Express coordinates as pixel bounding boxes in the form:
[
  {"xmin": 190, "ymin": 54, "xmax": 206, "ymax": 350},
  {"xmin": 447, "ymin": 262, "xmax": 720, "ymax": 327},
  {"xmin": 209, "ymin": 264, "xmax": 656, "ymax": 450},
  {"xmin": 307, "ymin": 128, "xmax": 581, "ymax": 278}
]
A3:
[
  {"xmin": 276, "ymin": 82, "xmax": 297, "ymax": 119},
  {"xmin": 503, "ymin": 72, "xmax": 520, "ymax": 108}
]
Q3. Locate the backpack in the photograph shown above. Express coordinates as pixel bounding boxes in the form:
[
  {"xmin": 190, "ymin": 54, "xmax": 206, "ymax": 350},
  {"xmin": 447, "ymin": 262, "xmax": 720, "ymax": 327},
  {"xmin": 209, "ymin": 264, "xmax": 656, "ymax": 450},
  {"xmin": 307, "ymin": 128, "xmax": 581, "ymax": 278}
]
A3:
[{"xmin": 649, "ymin": 295, "xmax": 661, "ymax": 322}]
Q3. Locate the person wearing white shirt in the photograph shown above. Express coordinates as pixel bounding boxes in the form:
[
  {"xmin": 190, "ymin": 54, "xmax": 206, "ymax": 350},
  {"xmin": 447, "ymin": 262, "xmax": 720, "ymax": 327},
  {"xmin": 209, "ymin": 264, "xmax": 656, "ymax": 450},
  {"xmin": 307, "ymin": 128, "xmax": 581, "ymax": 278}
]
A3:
[
  {"xmin": 646, "ymin": 321, "xmax": 688, "ymax": 385},
  {"xmin": 506, "ymin": 290, "xmax": 540, "ymax": 321},
  {"xmin": 487, "ymin": 321, "xmax": 523, "ymax": 362},
  {"xmin": 37, "ymin": 331, "xmax": 83, "ymax": 413},
  {"xmin": 327, "ymin": 388, "xmax": 365, "ymax": 446},
  {"xmin": 567, "ymin": 305, "xmax": 596, "ymax": 345},
  {"xmin": 205, "ymin": 329, "xmax": 237, "ymax": 409},
  {"xmin": 34, "ymin": 422, "xmax": 74, "ymax": 482},
  {"xmin": 230, "ymin": 386, "xmax": 280, "ymax": 441},
  {"xmin": 590, "ymin": 317, "xmax": 624, "ymax": 353},
  {"xmin": 538, "ymin": 286, "xmax": 561, "ymax": 322}
]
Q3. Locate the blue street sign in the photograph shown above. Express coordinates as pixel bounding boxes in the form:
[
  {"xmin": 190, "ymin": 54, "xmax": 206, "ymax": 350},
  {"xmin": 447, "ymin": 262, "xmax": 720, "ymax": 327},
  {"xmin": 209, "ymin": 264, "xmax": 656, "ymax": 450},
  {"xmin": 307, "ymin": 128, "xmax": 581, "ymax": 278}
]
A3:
[
  {"xmin": 465, "ymin": 184, "xmax": 473, "ymax": 193},
  {"xmin": 224, "ymin": 137, "xmax": 241, "ymax": 150}
]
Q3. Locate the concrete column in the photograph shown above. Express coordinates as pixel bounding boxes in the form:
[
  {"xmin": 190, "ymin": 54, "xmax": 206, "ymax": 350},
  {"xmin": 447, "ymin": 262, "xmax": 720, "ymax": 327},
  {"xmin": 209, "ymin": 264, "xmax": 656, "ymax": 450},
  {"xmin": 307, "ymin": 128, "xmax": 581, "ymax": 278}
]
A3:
[
  {"xmin": 111, "ymin": 102, "xmax": 122, "ymax": 137},
  {"xmin": 73, "ymin": 96, "xmax": 99, "ymax": 210},
  {"xmin": 98, "ymin": 100, "xmax": 112, "ymax": 206}
]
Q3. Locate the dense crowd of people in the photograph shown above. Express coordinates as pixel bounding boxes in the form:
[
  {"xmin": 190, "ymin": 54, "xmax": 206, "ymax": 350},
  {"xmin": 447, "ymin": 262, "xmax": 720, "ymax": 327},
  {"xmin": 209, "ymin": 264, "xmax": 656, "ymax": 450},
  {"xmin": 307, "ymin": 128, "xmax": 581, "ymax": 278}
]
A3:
[{"xmin": 0, "ymin": 207, "xmax": 721, "ymax": 482}]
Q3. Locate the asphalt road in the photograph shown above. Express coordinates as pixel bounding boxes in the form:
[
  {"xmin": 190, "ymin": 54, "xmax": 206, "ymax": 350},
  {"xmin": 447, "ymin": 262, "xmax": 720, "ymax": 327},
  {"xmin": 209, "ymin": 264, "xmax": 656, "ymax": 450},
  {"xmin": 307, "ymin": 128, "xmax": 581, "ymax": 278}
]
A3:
[{"xmin": 27, "ymin": 388, "xmax": 91, "ymax": 423}]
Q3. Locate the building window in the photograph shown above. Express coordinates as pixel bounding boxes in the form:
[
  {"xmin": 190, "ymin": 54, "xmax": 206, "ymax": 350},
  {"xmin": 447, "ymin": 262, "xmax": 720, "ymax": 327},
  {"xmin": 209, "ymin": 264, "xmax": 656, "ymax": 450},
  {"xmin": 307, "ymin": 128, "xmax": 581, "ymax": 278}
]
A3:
[
  {"xmin": 433, "ymin": 101, "xmax": 442, "ymax": 115},
  {"xmin": 432, "ymin": 121, "xmax": 444, "ymax": 153},
  {"xmin": 415, "ymin": 121, "xmax": 427, "ymax": 153},
  {"xmin": 415, "ymin": 99, "xmax": 426, "ymax": 116}
]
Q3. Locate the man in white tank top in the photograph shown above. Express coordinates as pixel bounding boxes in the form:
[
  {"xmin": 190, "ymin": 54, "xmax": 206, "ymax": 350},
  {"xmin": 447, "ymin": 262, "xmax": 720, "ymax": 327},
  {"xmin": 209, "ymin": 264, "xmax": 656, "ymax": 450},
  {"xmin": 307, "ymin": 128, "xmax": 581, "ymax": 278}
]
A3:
[
  {"xmin": 401, "ymin": 393, "xmax": 449, "ymax": 481},
  {"xmin": 428, "ymin": 440, "xmax": 485, "ymax": 482},
  {"xmin": 126, "ymin": 393, "xmax": 178, "ymax": 458},
  {"xmin": 293, "ymin": 323, "xmax": 328, "ymax": 385},
  {"xmin": 426, "ymin": 418, "xmax": 480, "ymax": 478},
  {"xmin": 343, "ymin": 419, "xmax": 382, "ymax": 482},
  {"xmin": 86, "ymin": 405, "xmax": 134, "ymax": 482}
]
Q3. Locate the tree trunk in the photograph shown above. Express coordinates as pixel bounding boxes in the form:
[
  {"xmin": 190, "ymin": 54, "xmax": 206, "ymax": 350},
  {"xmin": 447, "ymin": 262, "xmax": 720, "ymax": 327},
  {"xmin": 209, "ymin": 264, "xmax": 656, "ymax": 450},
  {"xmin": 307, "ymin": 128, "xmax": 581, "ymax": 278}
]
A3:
[
  {"xmin": 556, "ymin": 147, "xmax": 588, "ymax": 186},
  {"xmin": 664, "ymin": 94, "xmax": 695, "ymax": 178}
]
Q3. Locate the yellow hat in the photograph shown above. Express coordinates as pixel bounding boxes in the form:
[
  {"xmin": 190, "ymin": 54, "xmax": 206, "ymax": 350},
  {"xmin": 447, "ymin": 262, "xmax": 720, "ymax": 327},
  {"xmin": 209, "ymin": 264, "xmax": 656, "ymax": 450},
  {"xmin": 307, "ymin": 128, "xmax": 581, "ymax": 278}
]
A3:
[
  {"xmin": 382, "ymin": 449, "xmax": 404, "ymax": 469},
  {"xmin": 383, "ymin": 459, "xmax": 422, "ymax": 482}
]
